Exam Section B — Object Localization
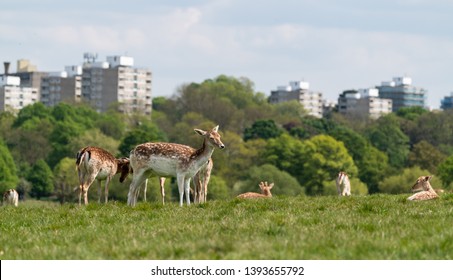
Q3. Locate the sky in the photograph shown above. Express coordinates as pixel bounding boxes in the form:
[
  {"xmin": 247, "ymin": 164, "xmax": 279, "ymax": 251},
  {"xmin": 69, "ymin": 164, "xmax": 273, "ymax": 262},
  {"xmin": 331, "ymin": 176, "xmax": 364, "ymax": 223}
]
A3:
[{"xmin": 1, "ymin": 0, "xmax": 453, "ymax": 109}]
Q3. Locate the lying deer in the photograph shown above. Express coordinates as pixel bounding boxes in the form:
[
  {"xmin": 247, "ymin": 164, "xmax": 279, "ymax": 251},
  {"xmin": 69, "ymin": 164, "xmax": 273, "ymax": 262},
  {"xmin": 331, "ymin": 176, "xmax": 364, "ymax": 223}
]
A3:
[
  {"xmin": 3, "ymin": 189, "xmax": 19, "ymax": 207},
  {"xmin": 237, "ymin": 182, "xmax": 274, "ymax": 199},
  {"xmin": 336, "ymin": 171, "xmax": 351, "ymax": 196},
  {"xmin": 407, "ymin": 175, "xmax": 439, "ymax": 201},
  {"xmin": 127, "ymin": 125, "xmax": 225, "ymax": 207},
  {"xmin": 76, "ymin": 146, "xmax": 130, "ymax": 205}
]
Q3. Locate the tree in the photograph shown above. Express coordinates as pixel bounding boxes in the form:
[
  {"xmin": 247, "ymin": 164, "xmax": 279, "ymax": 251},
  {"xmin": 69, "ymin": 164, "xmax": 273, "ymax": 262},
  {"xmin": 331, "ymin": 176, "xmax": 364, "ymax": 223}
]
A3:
[
  {"xmin": 0, "ymin": 140, "xmax": 19, "ymax": 194},
  {"xmin": 358, "ymin": 145, "xmax": 389, "ymax": 194},
  {"xmin": 27, "ymin": 159, "xmax": 54, "ymax": 199},
  {"xmin": 118, "ymin": 122, "xmax": 167, "ymax": 156},
  {"xmin": 378, "ymin": 166, "xmax": 440, "ymax": 194},
  {"xmin": 53, "ymin": 157, "xmax": 79, "ymax": 204},
  {"xmin": 408, "ymin": 140, "xmax": 446, "ymax": 174},
  {"xmin": 243, "ymin": 119, "xmax": 283, "ymax": 141},
  {"xmin": 437, "ymin": 155, "xmax": 453, "ymax": 189},
  {"xmin": 366, "ymin": 114, "xmax": 410, "ymax": 169}
]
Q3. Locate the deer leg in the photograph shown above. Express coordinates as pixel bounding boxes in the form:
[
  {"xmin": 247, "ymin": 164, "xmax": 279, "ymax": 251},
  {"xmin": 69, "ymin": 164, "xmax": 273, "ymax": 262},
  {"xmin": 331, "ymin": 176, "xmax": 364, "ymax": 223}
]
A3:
[
  {"xmin": 104, "ymin": 177, "xmax": 111, "ymax": 203},
  {"xmin": 78, "ymin": 184, "xmax": 83, "ymax": 206},
  {"xmin": 159, "ymin": 177, "xmax": 166, "ymax": 205},
  {"xmin": 127, "ymin": 170, "xmax": 147, "ymax": 206},
  {"xmin": 177, "ymin": 175, "xmax": 185, "ymax": 207},
  {"xmin": 184, "ymin": 177, "xmax": 191, "ymax": 206},
  {"xmin": 98, "ymin": 180, "xmax": 102, "ymax": 203},
  {"xmin": 143, "ymin": 178, "xmax": 148, "ymax": 202}
]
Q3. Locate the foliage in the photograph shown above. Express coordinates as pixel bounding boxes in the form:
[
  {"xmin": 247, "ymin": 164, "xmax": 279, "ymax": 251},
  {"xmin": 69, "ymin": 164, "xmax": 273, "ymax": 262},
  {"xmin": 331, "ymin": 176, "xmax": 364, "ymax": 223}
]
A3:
[
  {"xmin": 53, "ymin": 157, "xmax": 79, "ymax": 204},
  {"xmin": 323, "ymin": 177, "xmax": 368, "ymax": 196},
  {"xmin": 408, "ymin": 140, "xmax": 446, "ymax": 173},
  {"xmin": 0, "ymin": 140, "xmax": 19, "ymax": 194},
  {"xmin": 27, "ymin": 159, "xmax": 54, "ymax": 199},
  {"xmin": 437, "ymin": 155, "xmax": 453, "ymax": 189},
  {"xmin": 243, "ymin": 119, "xmax": 283, "ymax": 141}
]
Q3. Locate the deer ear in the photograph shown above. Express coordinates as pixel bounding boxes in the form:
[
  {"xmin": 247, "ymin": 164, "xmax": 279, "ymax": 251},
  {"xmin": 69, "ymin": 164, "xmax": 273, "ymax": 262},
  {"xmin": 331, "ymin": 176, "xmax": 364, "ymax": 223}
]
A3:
[
  {"xmin": 194, "ymin": 129, "xmax": 207, "ymax": 136},
  {"xmin": 269, "ymin": 183, "xmax": 274, "ymax": 189},
  {"xmin": 426, "ymin": 176, "xmax": 433, "ymax": 181},
  {"xmin": 212, "ymin": 125, "xmax": 219, "ymax": 132}
]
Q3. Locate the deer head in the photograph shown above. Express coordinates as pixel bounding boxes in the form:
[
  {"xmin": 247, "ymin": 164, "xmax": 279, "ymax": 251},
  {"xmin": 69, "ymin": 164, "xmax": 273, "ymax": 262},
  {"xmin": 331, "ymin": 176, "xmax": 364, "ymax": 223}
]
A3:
[
  {"xmin": 411, "ymin": 176, "xmax": 433, "ymax": 192},
  {"xmin": 194, "ymin": 125, "xmax": 225, "ymax": 149}
]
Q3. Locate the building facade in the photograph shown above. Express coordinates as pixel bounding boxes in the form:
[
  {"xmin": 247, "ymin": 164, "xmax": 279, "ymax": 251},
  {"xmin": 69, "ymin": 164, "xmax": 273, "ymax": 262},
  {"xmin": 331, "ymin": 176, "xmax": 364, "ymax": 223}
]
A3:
[
  {"xmin": 269, "ymin": 81, "xmax": 324, "ymax": 118},
  {"xmin": 81, "ymin": 55, "xmax": 152, "ymax": 115},
  {"xmin": 440, "ymin": 93, "xmax": 453, "ymax": 110},
  {"xmin": 338, "ymin": 88, "xmax": 392, "ymax": 119},
  {"xmin": 0, "ymin": 75, "xmax": 39, "ymax": 112},
  {"xmin": 40, "ymin": 66, "xmax": 82, "ymax": 107},
  {"xmin": 376, "ymin": 77, "xmax": 426, "ymax": 112}
]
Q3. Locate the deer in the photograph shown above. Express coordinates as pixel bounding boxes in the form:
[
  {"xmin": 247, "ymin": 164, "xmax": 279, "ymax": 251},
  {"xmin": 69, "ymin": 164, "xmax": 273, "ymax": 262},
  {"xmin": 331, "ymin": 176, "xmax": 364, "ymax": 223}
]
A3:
[
  {"xmin": 3, "ymin": 189, "xmax": 19, "ymax": 207},
  {"xmin": 127, "ymin": 125, "xmax": 225, "ymax": 207},
  {"xmin": 76, "ymin": 146, "xmax": 131, "ymax": 205},
  {"xmin": 141, "ymin": 158, "xmax": 213, "ymax": 204},
  {"xmin": 237, "ymin": 181, "xmax": 274, "ymax": 199},
  {"xmin": 336, "ymin": 171, "xmax": 351, "ymax": 196},
  {"xmin": 407, "ymin": 175, "xmax": 439, "ymax": 201}
]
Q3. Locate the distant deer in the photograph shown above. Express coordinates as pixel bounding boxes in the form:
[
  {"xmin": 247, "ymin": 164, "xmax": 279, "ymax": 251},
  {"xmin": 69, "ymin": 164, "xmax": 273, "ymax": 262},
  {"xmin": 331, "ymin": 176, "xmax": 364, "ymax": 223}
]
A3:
[
  {"xmin": 76, "ymin": 146, "xmax": 131, "ymax": 205},
  {"xmin": 141, "ymin": 158, "xmax": 213, "ymax": 204},
  {"xmin": 407, "ymin": 175, "xmax": 439, "ymax": 201},
  {"xmin": 336, "ymin": 171, "xmax": 351, "ymax": 196},
  {"xmin": 237, "ymin": 182, "xmax": 274, "ymax": 199},
  {"xmin": 127, "ymin": 125, "xmax": 225, "ymax": 207},
  {"xmin": 3, "ymin": 189, "xmax": 19, "ymax": 207}
]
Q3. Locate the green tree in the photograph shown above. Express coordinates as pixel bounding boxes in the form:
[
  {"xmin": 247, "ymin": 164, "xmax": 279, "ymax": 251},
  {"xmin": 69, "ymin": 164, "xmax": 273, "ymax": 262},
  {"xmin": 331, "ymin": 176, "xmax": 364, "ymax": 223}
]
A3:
[
  {"xmin": 118, "ymin": 122, "xmax": 167, "ymax": 156},
  {"xmin": 0, "ymin": 140, "xmax": 19, "ymax": 194},
  {"xmin": 437, "ymin": 155, "xmax": 453, "ymax": 189},
  {"xmin": 53, "ymin": 157, "xmax": 79, "ymax": 204},
  {"xmin": 378, "ymin": 166, "xmax": 440, "ymax": 194},
  {"xmin": 408, "ymin": 140, "xmax": 446, "ymax": 174},
  {"xmin": 366, "ymin": 114, "xmax": 409, "ymax": 168},
  {"xmin": 27, "ymin": 159, "xmax": 54, "ymax": 199},
  {"xmin": 358, "ymin": 145, "xmax": 389, "ymax": 194},
  {"xmin": 243, "ymin": 119, "xmax": 283, "ymax": 141}
]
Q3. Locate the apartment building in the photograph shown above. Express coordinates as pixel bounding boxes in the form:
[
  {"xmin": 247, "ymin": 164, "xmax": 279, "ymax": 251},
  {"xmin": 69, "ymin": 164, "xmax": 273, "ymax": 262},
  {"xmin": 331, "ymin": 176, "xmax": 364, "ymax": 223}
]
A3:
[
  {"xmin": 338, "ymin": 88, "xmax": 392, "ymax": 119},
  {"xmin": 82, "ymin": 55, "xmax": 152, "ymax": 115},
  {"xmin": 0, "ymin": 75, "xmax": 38, "ymax": 112},
  {"xmin": 269, "ymin": 81, "xmax": 324, "ymax": 118},
  {"xmin": 377, "ymin": 76, "xmax": 426, "ymax": 112},
  {"xmin": 40, "ymin": 66, "xmax": 82, "ymax": 106},
  {"xmin": 440, "ymin": 92, "xmax": 453, "ymax": 110}
]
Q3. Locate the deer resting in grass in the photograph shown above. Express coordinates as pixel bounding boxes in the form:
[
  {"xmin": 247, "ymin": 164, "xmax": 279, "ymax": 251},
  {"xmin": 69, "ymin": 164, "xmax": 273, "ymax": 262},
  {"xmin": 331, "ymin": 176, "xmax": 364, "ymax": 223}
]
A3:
[
  {"xmin": 76, "ymin": 146, "xmax": 130, "ymax": 205},
  {"xmin": 127, "ymin": 125, "xmax": 225, "ymax": 207},
  {"xmin": 407, "ymin": 175, "xmax": 439, "ymax": 201},
  {"xmin": 3, "ymin": 189, "xmax": 19, "ymax": 207},
  {"xmin": 237, "ymin": 182, "xmax": 274, "ymax": 199}
]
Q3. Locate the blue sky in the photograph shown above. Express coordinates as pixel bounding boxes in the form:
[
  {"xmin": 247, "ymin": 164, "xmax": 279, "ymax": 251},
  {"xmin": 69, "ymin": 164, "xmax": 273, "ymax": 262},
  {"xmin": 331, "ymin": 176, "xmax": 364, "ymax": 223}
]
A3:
[{"xmin": 1, "ymin": 0, "xmax": 453, "ymax": 108}]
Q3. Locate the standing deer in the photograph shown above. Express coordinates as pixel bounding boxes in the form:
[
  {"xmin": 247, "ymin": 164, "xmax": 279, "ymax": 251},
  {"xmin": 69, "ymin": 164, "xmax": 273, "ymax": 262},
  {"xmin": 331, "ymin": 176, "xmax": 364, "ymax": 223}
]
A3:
[
  {"xmin": 407, "ymin": 175, "xmax": 439, "ymax": 201},
  {"xmin": 3, "ymin": 189, "xmax": 19, "ymax": 207},
  {"xmin": 237, "ymin": 182, "xmax": 274, "ymax": 199},
  {"xmin": 76, "ymin": 146, "xmax": 130, "ymax": 205},
  {"xmin": 336, "ymin": 171, "xmax": 351, "ymax": 196},
  {"xmin": 127, "ymin": 125, "xmax": 225, "ymax": 207},
  {"xmin": 142, "ymin": 158, "xmax": 213, "ymax": 204}
]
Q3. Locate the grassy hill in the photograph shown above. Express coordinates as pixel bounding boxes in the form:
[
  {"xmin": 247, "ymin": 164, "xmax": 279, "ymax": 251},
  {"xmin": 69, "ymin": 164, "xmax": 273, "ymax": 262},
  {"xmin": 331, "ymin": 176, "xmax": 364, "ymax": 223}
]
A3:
[{"xmin": 1, "ymin": 194, "xmax": 453, "ymax": 260}]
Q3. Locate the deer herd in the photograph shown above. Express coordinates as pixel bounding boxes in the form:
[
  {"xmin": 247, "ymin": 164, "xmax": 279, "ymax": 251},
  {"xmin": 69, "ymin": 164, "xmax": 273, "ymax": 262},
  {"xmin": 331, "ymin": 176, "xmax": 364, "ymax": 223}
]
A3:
[{"xmin": 1, "ymin": 125, "xmax": 447, "ymax": 208}]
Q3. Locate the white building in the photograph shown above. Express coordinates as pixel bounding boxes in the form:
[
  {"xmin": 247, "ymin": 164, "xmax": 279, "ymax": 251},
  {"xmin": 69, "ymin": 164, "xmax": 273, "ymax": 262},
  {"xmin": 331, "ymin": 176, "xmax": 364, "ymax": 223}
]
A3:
[
  {"xmin": 0, "ymin": 75, "xmax": 38, "ymax": 113},
  {"xmin": 338, "ymin": 88, "xmax": 392, "ymax": 119},
  {"xmin": 269, "ymin": 80, "xmax": 324, "ymax": 118}
]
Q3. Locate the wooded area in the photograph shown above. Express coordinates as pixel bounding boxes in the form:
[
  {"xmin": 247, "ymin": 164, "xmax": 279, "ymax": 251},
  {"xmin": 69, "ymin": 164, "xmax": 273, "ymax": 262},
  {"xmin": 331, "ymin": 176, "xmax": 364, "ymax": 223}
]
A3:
[{"xmin": 1, "ymin": 74, "xmax": 453, "ymax": 203}]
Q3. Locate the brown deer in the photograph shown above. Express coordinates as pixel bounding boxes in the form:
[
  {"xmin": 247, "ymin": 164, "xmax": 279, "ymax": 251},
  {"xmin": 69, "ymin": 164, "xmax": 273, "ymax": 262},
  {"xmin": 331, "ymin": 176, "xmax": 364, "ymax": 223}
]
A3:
[
  {"xmin": 3, "ymin": 189, "xmax": 19, "ymax": 207},
  {"xmin": 407, "ymin": 175, "xmax": 439, "ymax": 201},
  {"xmin": 237, "ymin": 182, "xmax": 274, "ymax": 199},
  {"xmin": 336, "ymin": 171, "xmax": 351, "ymax": 196},
  {"xmin": 76, "ymin": 146, "xmax": 130, "ymax": 205},
  {"xmin": 127, "ymin": 125, "xmax": 224, "ymax": 207}
]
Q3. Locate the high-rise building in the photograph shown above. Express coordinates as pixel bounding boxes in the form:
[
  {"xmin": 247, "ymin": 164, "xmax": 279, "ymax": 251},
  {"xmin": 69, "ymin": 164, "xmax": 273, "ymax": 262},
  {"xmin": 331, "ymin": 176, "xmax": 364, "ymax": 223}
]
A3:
[
  {"xmin": 338, "ymin": 88, "xmax": 392, "ymax": 119},
  {"xmin": 376, "ymin": 77, "xmax": 426, "ymax": 112},
  {"xmin": 0, "ymin": 75, "xmax": 38, "ymax": 113},
  {"xmin": 40, "ymin": 66, "xmax": 82, "ymax": 107},
  {"xmin": 81, "ymin": 55, "xmax": 152, "ymax": 115},
  {"xmin": 440, "ymin": 93, "xmax": 453, "ymax": 110},
  {"xmin": 269, "ymin": 81, "xmax": 324, "ymax": 118}
]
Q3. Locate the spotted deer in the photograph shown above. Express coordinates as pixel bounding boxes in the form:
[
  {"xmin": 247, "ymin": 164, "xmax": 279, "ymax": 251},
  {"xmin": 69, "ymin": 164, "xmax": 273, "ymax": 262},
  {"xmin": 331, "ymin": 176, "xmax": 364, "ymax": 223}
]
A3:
[
  {"xmin": 141, "ymin": 158, "xmax": 213, "ymax": 204},
  {"xmin": 76, "ymin": 146, "xmax": 130, "ymax": 205},
  {"xmin": 127, "ymin": 125, "xmax": 225, "ymax": 207},
  {"xmin": 237, "ymin": 182, "xmax": 274, "ymax": 199},
  {"xmin": 3, "ymin": 189, "xmax": 19, "ymax": 207},
  {"xmin": 336, "ymin": 171, "xmax": 351, "ymax": 196},
  {"xmin": 407, "ymin": 175, "xmax": 439, "ymax": 201}
]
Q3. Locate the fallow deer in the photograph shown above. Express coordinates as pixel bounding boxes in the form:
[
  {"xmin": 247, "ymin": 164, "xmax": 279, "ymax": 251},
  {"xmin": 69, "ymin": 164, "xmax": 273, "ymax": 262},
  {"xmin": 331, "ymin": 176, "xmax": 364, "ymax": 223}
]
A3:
[
  {"xmin": 3, "ymin": 189, "xmax": 19, "ymax": 207},
  {"xmin": 127, "ymin": 125, "xmax": 224, "ymax": 207},
  {"xmin": 336, "ymin": 171, "xmax": 351, "ymax": 196},
  {"xmin": 141, "ymin": 158, "xmax": 213, "ymax": 204},
  {"xmin": 237, "ymin": 182, "xmax": 274, "ymax": 199},
  {"xmin": 407, "ymin": 175, "xmax": 439, "ymax": 201},
  {"xmin": 76, "ymin": 146, "xmax": 130, "ymax": 205}
]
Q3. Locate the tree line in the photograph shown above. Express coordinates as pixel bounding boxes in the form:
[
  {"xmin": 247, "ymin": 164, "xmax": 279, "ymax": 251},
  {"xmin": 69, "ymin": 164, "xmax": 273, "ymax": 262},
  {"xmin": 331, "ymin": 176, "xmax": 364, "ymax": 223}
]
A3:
[{"xmin": 1, "ymin": 74, "xmax": 453, "ymax": 203}]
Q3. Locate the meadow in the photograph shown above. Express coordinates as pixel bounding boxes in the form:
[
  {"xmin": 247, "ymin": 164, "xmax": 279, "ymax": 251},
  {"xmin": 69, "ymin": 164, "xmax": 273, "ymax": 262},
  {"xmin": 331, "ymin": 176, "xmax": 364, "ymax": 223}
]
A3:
[{"xmin": 1, "ymin": 194, "xmax": 453, "ymax": 260}]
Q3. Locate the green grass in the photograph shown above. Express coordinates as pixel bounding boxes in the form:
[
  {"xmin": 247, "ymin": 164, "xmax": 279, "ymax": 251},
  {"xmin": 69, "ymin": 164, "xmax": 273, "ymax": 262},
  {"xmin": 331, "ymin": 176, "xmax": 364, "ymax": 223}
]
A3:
[{"xmin": 1, "ymin": 194, "xmax": 453, "ymax": 260}]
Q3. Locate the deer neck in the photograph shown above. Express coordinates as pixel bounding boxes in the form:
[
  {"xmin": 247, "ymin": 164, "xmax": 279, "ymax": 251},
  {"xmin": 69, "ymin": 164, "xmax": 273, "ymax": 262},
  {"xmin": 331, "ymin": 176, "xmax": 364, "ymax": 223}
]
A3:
[{"xmin": 192, "ymin": 138, "xmax": 214, "ymax": 170}]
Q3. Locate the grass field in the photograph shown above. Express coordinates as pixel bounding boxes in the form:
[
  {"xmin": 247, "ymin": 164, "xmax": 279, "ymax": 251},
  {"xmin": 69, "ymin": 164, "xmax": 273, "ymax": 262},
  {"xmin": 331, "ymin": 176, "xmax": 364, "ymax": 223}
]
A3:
[{"xmin": 1, "ymin": 194, "xmax": 453, "ymax": 260}]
